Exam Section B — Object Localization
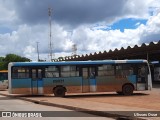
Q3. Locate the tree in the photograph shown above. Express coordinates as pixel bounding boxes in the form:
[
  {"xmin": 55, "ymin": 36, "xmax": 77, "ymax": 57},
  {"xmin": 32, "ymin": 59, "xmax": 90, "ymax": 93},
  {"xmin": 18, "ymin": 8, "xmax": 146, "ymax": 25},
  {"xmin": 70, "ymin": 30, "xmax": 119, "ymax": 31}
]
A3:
[
  {"xmin": 0, "ymin": 57, "xmax": 5, "ymax": 62},
  {"xmin": 0, "ymin": 54, "xmax": 31, "ymax": 70}
]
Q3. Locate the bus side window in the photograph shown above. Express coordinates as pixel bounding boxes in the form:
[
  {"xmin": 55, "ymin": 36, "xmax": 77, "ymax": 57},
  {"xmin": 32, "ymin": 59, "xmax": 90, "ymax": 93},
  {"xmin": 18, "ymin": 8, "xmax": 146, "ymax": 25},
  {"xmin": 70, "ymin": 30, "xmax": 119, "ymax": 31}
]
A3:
[
  {"xmin": 12, "ymin": 67, "xmax": 18, "ymax": 78},
  {"xmin": 129, "ymin": 67, "xmax": 134, "ymax": 75},
  {"xmin": 12, "ymin": 67, "xmax": 29, "ymax": 79},
  {"xmin": 98, "ymin": 65, "xmax": 114, "ymax": 76},
  {"xmin": 38, "ymin": 69, "xmax": 42, "ymax": 79},
  {"xmin": 45, "ymin": 66, "xmax": 59, "ymax": 78}
]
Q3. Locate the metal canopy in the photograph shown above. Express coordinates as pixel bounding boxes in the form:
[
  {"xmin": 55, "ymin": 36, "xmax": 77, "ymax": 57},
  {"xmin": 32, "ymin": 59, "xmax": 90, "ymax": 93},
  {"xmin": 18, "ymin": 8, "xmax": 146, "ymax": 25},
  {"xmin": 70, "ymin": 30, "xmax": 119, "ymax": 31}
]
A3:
[{"xmin": 56, "ymin": 40, "xmax": 160, "ymax": 62}]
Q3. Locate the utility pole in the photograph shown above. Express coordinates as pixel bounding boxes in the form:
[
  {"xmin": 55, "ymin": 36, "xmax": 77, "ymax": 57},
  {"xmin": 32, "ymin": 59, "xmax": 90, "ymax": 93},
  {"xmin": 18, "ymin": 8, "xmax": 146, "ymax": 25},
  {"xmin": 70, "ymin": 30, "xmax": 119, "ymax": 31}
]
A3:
[
  {"xmin": 72, "ymin": 44, "xmax": 77, "ymax": 57},
  {"xmin": 36, "ymin": 42, "xmax": 40, "ymax": 62},
  {"xmin": 48, "ymin": 7, "xmax": 53, "ymax": 61}
]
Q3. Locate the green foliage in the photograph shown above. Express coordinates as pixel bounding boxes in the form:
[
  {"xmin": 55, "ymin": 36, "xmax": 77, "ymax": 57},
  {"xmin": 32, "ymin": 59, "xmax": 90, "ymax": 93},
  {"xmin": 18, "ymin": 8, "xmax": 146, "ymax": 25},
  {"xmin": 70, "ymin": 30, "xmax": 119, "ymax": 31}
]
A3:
[
  {"xmin": 5, "ymin": 54, "xmax": 30, "ymax": 62},
  {"xmin": 0, "ymin": 57, "xmax": 5, "ymax": 62},
  {"xmin": 0, "ymin": 62, "xmax": 5, "ymax": 70},
  {"xmin": 0, "ymin": 54, "xmax": 31, "ymax": 70}
]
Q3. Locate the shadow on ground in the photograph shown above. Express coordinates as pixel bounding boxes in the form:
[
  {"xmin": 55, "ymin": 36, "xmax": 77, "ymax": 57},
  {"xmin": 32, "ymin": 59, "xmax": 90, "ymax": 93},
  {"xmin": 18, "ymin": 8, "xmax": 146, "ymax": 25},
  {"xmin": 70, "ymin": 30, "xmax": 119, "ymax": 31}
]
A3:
[
  {"xmin": 0, "ymin": 96, "xmax": 17, "ymax": 100},
  {"xmin": 65, "ymin": 92, "xmax": 149, "ymax": 98}
]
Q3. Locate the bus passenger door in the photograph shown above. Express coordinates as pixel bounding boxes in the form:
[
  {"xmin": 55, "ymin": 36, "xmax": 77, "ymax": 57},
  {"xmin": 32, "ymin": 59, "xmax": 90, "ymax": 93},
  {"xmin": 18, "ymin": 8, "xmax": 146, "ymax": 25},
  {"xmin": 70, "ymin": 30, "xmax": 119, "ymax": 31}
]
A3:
[
  {"xmin": 137, "ymin": 66, "xmax": 148, "ymax": 90},
  {"xmin": 31, "ymin": 68, "xmax": 43, "ymax": 95},
  {"xmin": 82, "ymin": 68, "xmax": 89, "ymax": 92},
  {"xmin": 82, "ymin": 67, "xmax": 96, "ymax": 93},
  {"xmin": 89, "ymin": 67, "xmax": 96, "ymax": 92}
]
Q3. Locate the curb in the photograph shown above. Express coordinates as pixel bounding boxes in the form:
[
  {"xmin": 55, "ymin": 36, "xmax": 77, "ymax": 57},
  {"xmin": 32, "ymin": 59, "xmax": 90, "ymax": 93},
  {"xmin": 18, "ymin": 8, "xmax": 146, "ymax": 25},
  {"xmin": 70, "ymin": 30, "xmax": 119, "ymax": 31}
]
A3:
[{"xmin": 0, "ymin": 92, "xmax": 146, "ymax": 120}]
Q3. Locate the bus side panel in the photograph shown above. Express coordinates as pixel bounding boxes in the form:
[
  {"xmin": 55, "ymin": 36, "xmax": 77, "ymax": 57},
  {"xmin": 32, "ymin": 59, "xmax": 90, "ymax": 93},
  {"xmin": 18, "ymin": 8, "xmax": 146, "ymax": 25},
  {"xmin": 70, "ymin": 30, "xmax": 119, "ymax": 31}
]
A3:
[
  {"xmin": 96, "ymin": 76, "xmax": 131, "ymax": 92},
  {"xmin": 96, "ymin": 76, "xmax": 121, "ymax": 92},
  {"xmin": 127, "ymin": 75, "xmax": 137, "ymax": 90},
  {"xmin": 11, "ymin": 79, "xmax": 32, "ymax": 94},
  {"xmin": 66, "ymin": 77, "xmax": 82, "ymax": 93},
  {"xmin": 82, "ymin": 78, "xmax": 90, "ymax": 93},
  {"xmin": 43, "ymin": 77, "xmax": 82, "ymax": 94}
]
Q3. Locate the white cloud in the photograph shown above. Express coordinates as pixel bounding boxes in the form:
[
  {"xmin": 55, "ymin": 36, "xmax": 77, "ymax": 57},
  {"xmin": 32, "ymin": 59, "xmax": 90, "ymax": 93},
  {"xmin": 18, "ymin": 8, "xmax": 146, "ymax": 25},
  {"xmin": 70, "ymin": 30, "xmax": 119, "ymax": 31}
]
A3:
[
  {"xmin": 0, "ymin": 23, "xmax": 75, "ymax": 61},
  {"xmin": 0, "ymin": 0, "xmax": 160, "ymax": 61},
  {"xmin": 23, "ymin": 45, "xmax": 36, "ymax": 58},
  {"xmin": 70, "ymin": 12, "xmax": 160, "ymax": 55},
  {"xmin": 138, "ymin": 12, "xmax": 160, "ymax": 43},
  {"xmin": 135, "ymin": 22, "xmax": 141, "ymax": 27},
  {"xmin": 71, "ymin": 26, "xmax": 138, "ymax": 56},
  {"xmin": 1, "ymin": 12, "xmax": 160, "ymax": 60},
  {"xmin": 0, "ymin": 5, "xmax": 15, "ymax": 23},
  {"xmin": 124, "ymin": 0, "xmax": 149, "ymax": 17}
]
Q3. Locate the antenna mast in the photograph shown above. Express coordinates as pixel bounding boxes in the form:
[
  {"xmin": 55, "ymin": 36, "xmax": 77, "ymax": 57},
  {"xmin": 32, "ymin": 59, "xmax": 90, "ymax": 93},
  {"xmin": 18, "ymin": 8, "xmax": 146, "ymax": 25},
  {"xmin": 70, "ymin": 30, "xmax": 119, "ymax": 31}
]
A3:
[
  {"xmin": 36, "ymin": 42, "xmax": 40, "ymax": 62},
  {"xmin": 48, "ymin": 7, "xmax": 53, "ymax": 61},
  {"xmin": 72, "ymin": 44, "xmax": 77, "ymax": 57}
]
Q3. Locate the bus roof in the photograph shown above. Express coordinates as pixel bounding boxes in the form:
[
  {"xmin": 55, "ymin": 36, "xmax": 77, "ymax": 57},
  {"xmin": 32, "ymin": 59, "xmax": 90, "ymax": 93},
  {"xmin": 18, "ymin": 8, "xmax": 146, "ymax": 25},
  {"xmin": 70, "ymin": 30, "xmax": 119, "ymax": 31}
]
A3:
[{"xmin": 9, "ymin": 60, "xmax": 148, "ymax": 67}]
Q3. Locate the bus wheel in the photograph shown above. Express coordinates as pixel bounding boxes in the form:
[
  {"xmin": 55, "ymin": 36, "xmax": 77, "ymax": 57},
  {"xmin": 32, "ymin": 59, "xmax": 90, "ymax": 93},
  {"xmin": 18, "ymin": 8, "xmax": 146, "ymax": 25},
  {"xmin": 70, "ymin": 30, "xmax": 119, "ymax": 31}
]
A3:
[
  {"xmin": 122, "ymin": 84, "xmax": 133, "ymax": 96},
  {"xmin": 53, "ymin": 87, "xmax": 65, "ymax": 97}
]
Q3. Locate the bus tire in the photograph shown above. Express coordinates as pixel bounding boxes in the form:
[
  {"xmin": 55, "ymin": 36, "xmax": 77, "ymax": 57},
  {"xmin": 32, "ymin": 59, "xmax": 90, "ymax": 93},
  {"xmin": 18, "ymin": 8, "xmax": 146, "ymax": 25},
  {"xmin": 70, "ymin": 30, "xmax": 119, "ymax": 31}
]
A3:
[
  {"xmin": 122, "ymin": 84, "xmax": 133, "ymax": 96},
  {"xmin": 53, "ymin": 87, "xmax": 65, "ymax": 97}
]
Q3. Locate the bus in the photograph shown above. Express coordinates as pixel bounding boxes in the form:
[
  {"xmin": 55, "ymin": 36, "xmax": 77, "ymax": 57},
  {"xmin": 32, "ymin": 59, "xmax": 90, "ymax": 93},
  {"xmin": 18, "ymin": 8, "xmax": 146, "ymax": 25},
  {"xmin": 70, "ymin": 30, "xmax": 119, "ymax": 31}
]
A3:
[
  {"xmin": 154, "ymin": 66, "xmax": 160, "ymax": 81},
  {"xmin": 0, "ymin": 70, "xmax": 8, "ymax": 90},
  {"xmin": 8, "ymin": 60, "xmax": 152, "ymax": 97},
  {"xmin": 151, "ymin": 61, "xmax": 160, "ymax": 82}
]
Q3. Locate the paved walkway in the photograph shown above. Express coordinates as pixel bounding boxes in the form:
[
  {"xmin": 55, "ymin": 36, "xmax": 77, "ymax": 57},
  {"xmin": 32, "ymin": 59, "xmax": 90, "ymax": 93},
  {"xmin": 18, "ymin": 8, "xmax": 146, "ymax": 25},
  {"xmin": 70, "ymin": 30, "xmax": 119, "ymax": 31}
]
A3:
[{"xmin": 0, "ymin": 90, "xmax": 159, "ymax": 120}]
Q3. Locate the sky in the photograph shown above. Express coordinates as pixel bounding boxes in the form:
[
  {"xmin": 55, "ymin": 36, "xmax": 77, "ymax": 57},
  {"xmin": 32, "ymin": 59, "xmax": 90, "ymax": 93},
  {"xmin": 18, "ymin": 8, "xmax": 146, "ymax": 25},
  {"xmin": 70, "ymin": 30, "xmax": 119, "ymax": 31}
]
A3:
[{"xmin": 0, "ymin": 0, "xmax": 160, "ymax": 61}]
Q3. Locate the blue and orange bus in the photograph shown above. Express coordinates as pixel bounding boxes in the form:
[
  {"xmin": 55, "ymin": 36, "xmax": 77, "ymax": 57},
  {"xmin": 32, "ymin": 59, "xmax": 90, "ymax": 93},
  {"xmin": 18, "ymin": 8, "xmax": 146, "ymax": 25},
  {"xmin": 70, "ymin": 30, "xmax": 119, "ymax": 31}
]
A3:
[
  {"xmin": 0, "ymin": 70, "xmax": 8, "ymax": 90},
  {"xmin": 8, "ymin": 60, "xmax": 152, "ymax": 97}
]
